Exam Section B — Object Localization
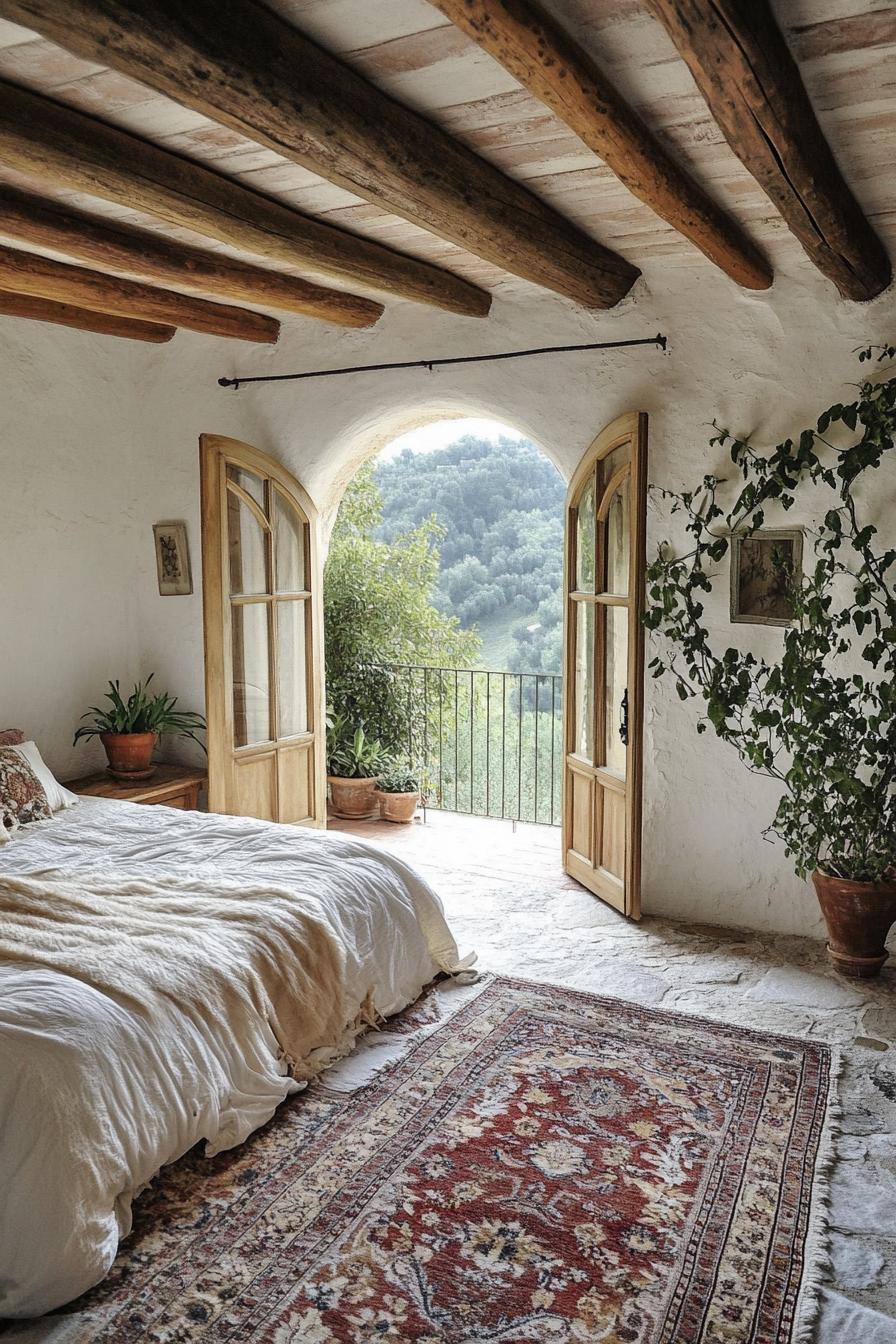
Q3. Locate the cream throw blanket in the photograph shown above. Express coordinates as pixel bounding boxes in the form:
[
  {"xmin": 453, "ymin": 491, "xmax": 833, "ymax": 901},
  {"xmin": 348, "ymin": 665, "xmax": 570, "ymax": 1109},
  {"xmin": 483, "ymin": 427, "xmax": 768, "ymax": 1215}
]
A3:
[
  {"xmin": 0, "ymin": 871, "xmax": 366, "ymax": 1079},
  {"xmin": 0, "ymin": 799, "xmax": 468, "ymax": 1318}
]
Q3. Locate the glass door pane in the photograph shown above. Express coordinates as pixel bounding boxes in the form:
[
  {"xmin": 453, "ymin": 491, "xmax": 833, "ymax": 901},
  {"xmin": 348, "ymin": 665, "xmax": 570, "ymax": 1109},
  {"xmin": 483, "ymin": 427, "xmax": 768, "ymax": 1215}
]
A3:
[
  {"xmin": 227, "ymin": 488, "xmax": 268, "ymax": 595},
  {"xmin": 231, "ymin": 602, "xmax": 271, "ymax": 746},
  {"xmin": 603, "ymin": 606, "xmax": 628, "ymax": 775},
  {"xmin": 575, "ymin": 477, "xmax": 596, "ymax": 592},
  {"xmin": 603, "ymin": 478, "xmax": 631, "ymax": 596},
  {"xmin": 276, "ymin": 601, "xmax": 308, "ymax": 737},
  {"xmin": 599, "ymin": 446, "xmax": 628, "ymax": 493},
  {"xmin": 226, "ymin": 463, "xmax": 265, "ymax": 508},
  {"xmin": 573, "ymin": 600, "xmax": 594, "ymax": 759},
  {"xmin": 272, "ymin": 487, "xmax": 307, "ymax": 593}
]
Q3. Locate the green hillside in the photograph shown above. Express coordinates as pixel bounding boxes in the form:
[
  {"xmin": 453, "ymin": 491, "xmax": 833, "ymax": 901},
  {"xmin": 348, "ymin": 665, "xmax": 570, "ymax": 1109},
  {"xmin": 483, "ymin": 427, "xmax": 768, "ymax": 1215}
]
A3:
[{"xmin": 374, "ymin": 435, "xmax": 564, "ymax": 674}]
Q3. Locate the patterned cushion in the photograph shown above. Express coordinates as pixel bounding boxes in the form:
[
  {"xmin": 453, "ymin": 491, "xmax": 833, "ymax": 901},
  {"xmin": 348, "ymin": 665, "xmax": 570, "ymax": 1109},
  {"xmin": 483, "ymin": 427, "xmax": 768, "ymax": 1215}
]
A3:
[
  {"xmin": 0, "ymin": 728, "xmax": 25, "ymax": 746},
  {"xmin": 0, "ymin": 746, "xmax": 51, "ymax": 835}
]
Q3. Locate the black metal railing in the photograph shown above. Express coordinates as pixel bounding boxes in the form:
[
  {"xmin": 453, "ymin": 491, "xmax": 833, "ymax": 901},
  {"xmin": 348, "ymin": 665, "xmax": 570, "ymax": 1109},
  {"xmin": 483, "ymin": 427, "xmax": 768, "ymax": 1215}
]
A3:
[{"xmin": 371, "ymin": 663, "xmax": 563, "ymax": 826}]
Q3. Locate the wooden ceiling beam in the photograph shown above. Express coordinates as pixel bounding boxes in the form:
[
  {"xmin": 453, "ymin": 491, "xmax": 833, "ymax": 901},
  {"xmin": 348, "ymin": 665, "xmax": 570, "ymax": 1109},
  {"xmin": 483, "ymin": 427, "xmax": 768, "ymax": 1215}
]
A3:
[
  {"xmin": 0, "ymin": 82, "xmax": 490, "ymax": 319},
  {"xmin": 429, "ymin": 0, "xmax": 771, "ymax": 291},
  {"xmin": 0, "ymin": 289, "xmax": 175, "ymax": 340},
  {"xmin": 644, "ymin": 0, "xmax": 891, "ymax": 302},
  {"xmin": 0, "ymin": 0, "xmax": 640, "ymax": 310},
  {"xmin": 0, "ymin": 241, "xmax": 281, "ymax": 343},
  {"xmin": 0, "ymin": 185, "xmax": 383, "ymax": 328}
]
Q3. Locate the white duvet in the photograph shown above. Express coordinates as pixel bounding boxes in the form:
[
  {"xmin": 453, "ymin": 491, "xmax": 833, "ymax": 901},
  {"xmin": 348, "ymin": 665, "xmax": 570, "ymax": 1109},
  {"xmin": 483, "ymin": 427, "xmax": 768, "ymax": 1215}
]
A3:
[{"xmin": 0, "ymin": 798, "xmax": 468, "ymax": 1319}]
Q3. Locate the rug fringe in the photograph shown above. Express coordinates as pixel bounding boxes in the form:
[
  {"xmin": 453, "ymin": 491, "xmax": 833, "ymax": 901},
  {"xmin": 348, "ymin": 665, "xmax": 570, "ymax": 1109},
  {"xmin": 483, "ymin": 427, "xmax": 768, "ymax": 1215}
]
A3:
[{"xmin": 790, "ymin": 1042, "xmax": 844, "ymax": 1344}]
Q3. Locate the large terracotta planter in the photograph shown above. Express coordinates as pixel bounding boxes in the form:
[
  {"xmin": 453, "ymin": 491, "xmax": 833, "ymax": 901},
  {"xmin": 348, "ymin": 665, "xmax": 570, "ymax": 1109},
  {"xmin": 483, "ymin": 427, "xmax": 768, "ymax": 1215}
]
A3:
[
  {"xmin": 328, "ymin": 775, "xmax": 379, "ymax": 819},
  {"xmin": 813, "ymin": 870, "xmax": 896, "ymax": 979},
  {"xmin": 375, "ymin": 789, "xmax": 420, "ymax": 824},
  {"xmin": 100, "ymin": 731, "xmax": 157, "ymax": 781}
]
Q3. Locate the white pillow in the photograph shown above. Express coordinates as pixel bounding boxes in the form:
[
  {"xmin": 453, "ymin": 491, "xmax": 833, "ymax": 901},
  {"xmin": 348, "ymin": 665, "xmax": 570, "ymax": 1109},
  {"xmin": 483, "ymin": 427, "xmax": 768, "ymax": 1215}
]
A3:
[{"xmin": 12, "ymin": 742, "xmax": 79, "ymax": 812}]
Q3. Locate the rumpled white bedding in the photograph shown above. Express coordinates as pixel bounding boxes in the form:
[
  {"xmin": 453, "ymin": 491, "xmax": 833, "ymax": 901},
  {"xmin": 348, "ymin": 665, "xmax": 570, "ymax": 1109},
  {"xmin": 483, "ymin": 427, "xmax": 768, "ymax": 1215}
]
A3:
[{"xmin": 0, "ymin": 798, "xmax": 467, "ymax": 1319}]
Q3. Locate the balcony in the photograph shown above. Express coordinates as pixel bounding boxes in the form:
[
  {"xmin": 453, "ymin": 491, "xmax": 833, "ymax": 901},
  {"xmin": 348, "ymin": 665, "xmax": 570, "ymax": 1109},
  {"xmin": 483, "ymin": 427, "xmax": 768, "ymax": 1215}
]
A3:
[
  {"xmin": 328, "ymin": 803, "xmax": 568, "ymax": 891},
  {"xmin": 359, "ymin": 662, "xmax": 563, "ymax": 827}
]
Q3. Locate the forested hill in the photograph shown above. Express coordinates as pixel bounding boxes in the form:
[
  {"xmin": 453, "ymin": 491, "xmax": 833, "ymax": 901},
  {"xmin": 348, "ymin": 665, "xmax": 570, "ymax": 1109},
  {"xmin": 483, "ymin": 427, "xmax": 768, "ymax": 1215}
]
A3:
[{"xmin": 374, "ymin": 435, "xmax": 565, "ymax": 673}]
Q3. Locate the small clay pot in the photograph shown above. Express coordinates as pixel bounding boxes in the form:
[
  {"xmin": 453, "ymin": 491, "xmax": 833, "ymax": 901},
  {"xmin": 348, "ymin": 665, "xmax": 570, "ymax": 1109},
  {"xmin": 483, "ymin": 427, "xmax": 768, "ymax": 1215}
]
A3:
[
  {"xmin": 101, "ymin": 731, "xmax": 158, "ymax": 780},
  {"xmin": 328, "ymin": 775, "xmax": 379, "ymax": 819},
  {"xmin": 812, "ymin": 870, "xmax": 896, "ymax": 979},
  {"xmin": 375, "ymin": 790, "xmax": 419, "ymax": 824}
]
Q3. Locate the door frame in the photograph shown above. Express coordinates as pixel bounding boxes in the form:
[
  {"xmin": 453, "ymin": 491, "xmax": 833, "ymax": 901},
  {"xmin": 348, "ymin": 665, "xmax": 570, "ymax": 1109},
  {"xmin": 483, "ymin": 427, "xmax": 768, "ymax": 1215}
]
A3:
[
  {"xmin": 199, "ymin": 433, "xmax": 326, "ymax": 824},
  {"xmin": 562, "ymin": 411, "xmax": 647, "ymax": 918}
]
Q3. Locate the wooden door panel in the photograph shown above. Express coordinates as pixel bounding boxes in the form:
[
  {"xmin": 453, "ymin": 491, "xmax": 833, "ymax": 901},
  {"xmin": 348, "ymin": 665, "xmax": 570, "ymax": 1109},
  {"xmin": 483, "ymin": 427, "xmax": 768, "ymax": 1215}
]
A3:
[
  {"xmin": 562, "ymin": 412, "xmax": 647, "ymax": 919},
  {"xmin": 600, "ymin": 787, "xmax": 626, "ymax": 880},
  {"xmin": 568, "ymin": 765, "xmax": 594, "ymax": 863},
  {"xmin": 231, "ymin": 752, "xmax": 277, "ymax": 820},
  {"xmin": 201, "ymin": 435, "xmax": 325, "ymax": 826},
  {"xmin": 591, "ymin": 864, "xmax": 626, "ymax": 912},
  {"xmin": 277, "ymin": 741, "xmax": 314, "ymax": 824}
]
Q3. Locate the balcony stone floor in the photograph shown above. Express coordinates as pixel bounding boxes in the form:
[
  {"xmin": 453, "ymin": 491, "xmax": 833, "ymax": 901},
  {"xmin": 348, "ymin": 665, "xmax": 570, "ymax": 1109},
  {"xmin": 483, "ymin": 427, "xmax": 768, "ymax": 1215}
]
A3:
[{"xmin": 329, "ymin": 807, "xmax": 896, "ymax": 1342}]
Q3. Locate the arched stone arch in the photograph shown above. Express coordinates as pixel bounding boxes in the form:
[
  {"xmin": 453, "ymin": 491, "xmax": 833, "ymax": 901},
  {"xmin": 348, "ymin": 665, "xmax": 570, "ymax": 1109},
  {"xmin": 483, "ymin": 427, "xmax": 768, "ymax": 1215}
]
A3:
[{"xmin": 317, "ymin": 396, "xmax": 562, "ymax": 539}]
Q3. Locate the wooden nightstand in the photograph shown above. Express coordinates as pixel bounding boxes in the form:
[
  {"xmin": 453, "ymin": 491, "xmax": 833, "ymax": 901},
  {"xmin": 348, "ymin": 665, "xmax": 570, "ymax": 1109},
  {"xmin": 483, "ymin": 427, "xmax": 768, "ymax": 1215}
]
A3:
[{"xmin": 66, "ymin": 763, "xmax": 207, "ymax": 810}]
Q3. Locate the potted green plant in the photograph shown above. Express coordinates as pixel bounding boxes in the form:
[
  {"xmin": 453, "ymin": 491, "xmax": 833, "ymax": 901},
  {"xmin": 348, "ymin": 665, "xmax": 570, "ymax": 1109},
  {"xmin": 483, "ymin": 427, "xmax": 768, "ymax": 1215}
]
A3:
[
  {"xmin": 326, "ymin": 714, "xmax": 388, "ymax": 819},
  {"xmin": 375, "ymin": 762, "xmax": 421, "ymax": 823},
  {"xmin": 74, "ymin": 675, "xmax": 206, "ymax": 780},
  {"xmin": 645, "ymin": 345, "xmax": 896, "ymax": 977}
]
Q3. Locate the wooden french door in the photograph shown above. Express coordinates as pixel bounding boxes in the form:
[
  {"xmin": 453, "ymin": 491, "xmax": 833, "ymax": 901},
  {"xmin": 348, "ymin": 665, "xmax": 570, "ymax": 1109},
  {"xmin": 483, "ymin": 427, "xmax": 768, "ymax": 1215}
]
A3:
[
  {"xmin": 199, "ymin": 434, "xmax": 326, "ymax": 825},
  {"xmin": 562, "ymin": 412, "xmax": 647, "ymax": 917}
]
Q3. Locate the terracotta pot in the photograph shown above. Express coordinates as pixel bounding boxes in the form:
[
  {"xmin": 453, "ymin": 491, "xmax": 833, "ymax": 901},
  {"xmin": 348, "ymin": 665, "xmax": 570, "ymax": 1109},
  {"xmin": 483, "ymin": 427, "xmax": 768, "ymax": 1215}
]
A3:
[
  {"xmin": 328, "ymin": 775, "xmax": 379, "ymax": 819},
  {"xmin": 375, "ymin": 789, "xmax": 420, "ymax": 824},
  {"xmin": 812, "ymin": 870, "xmax": 896, "ymax": 979},
  {"xmin": 100, "ymin": 731, "xmax": 158, "ymax": 780}
]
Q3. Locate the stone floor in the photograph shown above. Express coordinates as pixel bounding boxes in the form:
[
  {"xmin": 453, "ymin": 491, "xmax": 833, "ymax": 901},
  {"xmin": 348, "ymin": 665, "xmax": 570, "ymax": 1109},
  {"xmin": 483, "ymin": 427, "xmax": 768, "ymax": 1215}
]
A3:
[{"xmin": 329, "ymin": 807, "xmax": 896, "ymax": 1342}]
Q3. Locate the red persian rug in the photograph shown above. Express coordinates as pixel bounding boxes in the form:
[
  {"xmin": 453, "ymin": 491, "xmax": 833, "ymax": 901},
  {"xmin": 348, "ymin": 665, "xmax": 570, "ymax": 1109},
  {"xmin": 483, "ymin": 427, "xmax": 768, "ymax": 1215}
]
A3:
[{"xmin": 63, "ymin": 976, "xmax": 837, "ymax": 1343}]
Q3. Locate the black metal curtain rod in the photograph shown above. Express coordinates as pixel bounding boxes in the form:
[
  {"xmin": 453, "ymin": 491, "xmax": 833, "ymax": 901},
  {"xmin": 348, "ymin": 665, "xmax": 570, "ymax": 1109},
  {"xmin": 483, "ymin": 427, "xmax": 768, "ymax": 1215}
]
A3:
[{"xmin": 217, "ymin": 333, "xmax": 667, "ymax": 390}]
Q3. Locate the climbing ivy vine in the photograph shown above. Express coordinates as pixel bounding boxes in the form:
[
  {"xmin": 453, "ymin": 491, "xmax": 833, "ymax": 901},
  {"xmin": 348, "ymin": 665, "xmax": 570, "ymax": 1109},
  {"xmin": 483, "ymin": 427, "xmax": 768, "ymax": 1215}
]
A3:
[{"xmin": 644, "ymin": 346, "xmax": 896, "ymax": 883}]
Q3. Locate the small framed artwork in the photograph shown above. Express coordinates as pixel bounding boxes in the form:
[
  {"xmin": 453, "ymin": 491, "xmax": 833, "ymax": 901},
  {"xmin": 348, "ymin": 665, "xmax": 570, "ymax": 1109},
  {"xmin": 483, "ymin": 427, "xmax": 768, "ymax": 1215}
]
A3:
[
  {"xmin": 153, "ymin": 521, "xmax": 193, "ymax": 596},
  {"xmin": 730, "ymin": 528, "xmax": 803, "ymax": 627}
]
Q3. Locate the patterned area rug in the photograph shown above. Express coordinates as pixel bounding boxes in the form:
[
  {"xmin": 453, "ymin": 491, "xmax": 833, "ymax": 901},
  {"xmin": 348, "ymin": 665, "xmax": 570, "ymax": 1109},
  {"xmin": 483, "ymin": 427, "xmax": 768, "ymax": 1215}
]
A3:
[{"xmin": 51, "ymin": 976, "xmax": 837, "ymax": 1342}]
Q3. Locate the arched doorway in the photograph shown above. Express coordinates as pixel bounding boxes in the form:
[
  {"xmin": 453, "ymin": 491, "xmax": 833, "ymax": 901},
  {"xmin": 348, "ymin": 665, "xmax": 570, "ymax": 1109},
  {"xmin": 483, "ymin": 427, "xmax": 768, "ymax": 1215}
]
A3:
[
  {"xmin": 324, "ymin": 415, "xmax": 566, "ymax": 828},
  {"xmin": 197, "ymin": 409, "xmax": 647, "ymax": 919}
]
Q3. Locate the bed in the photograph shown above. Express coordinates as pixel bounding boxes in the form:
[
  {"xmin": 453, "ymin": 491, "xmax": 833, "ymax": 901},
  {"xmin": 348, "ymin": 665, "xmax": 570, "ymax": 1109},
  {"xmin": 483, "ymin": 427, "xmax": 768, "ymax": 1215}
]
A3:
[{"xmin": 0, "ymin": 788, "xmax": 469, "ymax": 1319}]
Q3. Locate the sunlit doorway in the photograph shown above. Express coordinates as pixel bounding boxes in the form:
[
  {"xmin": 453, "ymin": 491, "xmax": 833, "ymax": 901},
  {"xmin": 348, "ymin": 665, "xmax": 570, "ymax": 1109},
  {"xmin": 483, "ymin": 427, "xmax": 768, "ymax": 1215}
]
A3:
[{"xmin": 324, "ymin": 416, "xmax": 565, "ymax": 829}]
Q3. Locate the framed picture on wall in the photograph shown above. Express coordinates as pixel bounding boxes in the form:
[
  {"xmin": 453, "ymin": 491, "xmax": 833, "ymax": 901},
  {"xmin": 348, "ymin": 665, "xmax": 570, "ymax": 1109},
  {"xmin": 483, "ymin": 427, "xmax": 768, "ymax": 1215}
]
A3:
[
  {"xmin": 730, "ymin": 527, "xmax": 803, "ymax": 627},
  {"xmin": 153, "ymin": 521, "xmax": 193, "ymax": 596}
]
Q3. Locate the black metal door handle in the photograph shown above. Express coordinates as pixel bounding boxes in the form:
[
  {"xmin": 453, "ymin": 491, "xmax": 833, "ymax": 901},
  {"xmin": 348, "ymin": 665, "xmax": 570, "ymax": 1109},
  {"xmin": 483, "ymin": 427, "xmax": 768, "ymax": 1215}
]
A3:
[{"xmin": 619, "ymin": 689, "xmax": 628, "ymax": 746}]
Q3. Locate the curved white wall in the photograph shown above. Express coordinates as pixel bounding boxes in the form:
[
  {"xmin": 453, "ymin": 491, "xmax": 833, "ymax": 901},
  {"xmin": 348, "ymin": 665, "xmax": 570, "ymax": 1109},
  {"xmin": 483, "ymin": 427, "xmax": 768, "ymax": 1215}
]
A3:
[{"xmin": 0, "ymin": 258, "xmax": 892, "ymax": 938}]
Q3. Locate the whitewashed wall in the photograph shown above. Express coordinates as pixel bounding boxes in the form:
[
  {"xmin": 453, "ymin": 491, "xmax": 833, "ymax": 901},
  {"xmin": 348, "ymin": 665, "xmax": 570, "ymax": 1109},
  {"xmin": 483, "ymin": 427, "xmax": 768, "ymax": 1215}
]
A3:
[
  {"xmin": 0, "ymin": 257, "xmax": 892, "ymax": 937},
  {"xmin": 0, "ymin": 324, "xmax": 141, "ymax": 778}
]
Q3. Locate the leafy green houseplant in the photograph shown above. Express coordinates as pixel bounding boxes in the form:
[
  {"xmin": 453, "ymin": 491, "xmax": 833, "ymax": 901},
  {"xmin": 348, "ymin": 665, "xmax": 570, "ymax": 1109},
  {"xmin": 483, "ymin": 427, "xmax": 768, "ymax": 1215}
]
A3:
[
  {"xmin": 326, "ymin": 714, "xmax": 389, "ymax": 819},
  {"xmin": 375, "ymin": 761, "xmax": 421, "ymax": 824},
  {"xmin": 645, "ymin": 346, "xmax": 896, "ymax": 977},
  {"xmin": 74, "ymin": 675, "xmax": 206, "ymax": 780}
]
